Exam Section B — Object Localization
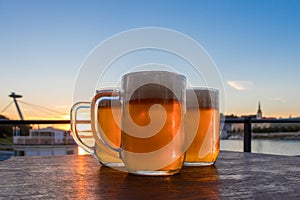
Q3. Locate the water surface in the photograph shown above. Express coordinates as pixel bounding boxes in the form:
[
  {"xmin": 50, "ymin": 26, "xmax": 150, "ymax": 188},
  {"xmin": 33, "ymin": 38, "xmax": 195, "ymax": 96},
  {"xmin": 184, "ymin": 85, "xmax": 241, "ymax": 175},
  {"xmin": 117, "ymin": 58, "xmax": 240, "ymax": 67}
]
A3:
[{"xmin": 221, "ymin": 139, "xmax": 300, "ymax": 156}]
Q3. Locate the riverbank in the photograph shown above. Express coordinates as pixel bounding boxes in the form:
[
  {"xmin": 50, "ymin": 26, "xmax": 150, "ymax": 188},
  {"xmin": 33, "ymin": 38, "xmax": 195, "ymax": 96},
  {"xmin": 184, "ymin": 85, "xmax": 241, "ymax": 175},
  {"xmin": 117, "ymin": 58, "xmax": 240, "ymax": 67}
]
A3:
[
  {"xmin": 222, "ymin": 131, "xmax": 300, "ymax": 140},
  {"xmin": 252, "ymin": 132, "xmax": 300, "ymax": 140},
  {"xmin": 0, "ymin": 137, "xmax": 14, "ymax": 161},
  {"xmin": 0, "ymin": 137, "xmax": 13, "ymax": 151}
]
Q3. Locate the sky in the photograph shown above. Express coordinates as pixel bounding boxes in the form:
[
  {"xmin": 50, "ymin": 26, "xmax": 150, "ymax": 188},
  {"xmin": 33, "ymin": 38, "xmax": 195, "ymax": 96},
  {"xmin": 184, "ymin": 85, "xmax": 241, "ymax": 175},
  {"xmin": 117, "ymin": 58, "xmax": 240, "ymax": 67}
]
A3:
[{"xmin": 0, "ymin": 0, "xmax": 300, "ymax": 120}]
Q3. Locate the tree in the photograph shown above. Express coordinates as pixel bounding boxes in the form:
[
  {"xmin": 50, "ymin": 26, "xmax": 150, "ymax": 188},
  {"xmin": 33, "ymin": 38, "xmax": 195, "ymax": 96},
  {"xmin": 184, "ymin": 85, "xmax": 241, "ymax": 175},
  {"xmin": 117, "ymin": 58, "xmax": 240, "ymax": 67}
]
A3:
[
  {"xmin": 0, "ymin": 115, "xmax": 13, "ymax": 138},
  {"xmin": 0, "ymin": 115, "xmax": 30, "ymax": 137}
]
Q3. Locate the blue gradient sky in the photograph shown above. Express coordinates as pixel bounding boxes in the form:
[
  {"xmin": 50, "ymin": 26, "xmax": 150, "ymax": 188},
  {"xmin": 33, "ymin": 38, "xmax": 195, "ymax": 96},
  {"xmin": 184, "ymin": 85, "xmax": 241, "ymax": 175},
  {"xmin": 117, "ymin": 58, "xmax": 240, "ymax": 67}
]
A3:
[{"xmin": 1, "ymin": 0, "xmax": 300, "ymax": 119}]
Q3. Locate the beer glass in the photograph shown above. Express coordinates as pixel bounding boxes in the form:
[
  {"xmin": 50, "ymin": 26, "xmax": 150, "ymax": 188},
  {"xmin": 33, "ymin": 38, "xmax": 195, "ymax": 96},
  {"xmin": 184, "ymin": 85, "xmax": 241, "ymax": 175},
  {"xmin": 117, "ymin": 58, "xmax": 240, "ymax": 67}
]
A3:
[
  {"xmin": 185, "ymin": 88, "xmax": 220, "ymax": 166},
  {"xmin": 96, "ymin": 71, "xmax": 186, "ymax": 175},
  {"xmin": 71, "ymin": 89, "xmax": 123, "ymax": 167}
]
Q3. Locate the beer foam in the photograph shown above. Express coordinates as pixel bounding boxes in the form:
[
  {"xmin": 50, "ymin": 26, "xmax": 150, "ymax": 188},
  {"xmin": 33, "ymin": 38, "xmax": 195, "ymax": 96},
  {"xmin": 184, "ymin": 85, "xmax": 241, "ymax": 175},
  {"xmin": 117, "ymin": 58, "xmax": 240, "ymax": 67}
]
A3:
[
  {"xmin": 122, "ymin": 71, "xmax": 186, "ymax": 101},
  {"xmin": 187, "ymin": 88, "xmax": 219, "ymax": 109},
  {"xmin": 129, "ymin": 83, "xmax": 177, "ymax": 100}
]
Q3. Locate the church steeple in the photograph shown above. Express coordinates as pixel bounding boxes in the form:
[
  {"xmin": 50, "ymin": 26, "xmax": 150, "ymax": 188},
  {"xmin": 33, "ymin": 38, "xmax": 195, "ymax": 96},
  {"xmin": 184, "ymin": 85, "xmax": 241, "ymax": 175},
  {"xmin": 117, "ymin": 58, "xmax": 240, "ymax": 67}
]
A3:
[{"xmin": 257, "ymin": 101, "xmax": 262, "ymax": 119}]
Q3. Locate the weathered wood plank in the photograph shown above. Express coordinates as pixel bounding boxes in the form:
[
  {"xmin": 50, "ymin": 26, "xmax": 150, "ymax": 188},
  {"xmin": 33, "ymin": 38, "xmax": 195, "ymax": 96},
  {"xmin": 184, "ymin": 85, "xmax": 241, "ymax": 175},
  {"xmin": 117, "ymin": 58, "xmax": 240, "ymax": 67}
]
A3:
[{"xmin": 0, "ymin": 151, "xmax": 299, "ymax": 199}]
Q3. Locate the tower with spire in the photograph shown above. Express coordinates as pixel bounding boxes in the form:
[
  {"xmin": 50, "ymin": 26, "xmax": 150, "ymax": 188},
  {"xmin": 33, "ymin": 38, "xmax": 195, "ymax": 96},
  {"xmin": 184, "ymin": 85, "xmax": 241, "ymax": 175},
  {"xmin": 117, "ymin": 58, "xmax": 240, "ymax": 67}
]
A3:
[{"xmin": 256, "ymin": 101, "xmax": 262, "ymax": 119}]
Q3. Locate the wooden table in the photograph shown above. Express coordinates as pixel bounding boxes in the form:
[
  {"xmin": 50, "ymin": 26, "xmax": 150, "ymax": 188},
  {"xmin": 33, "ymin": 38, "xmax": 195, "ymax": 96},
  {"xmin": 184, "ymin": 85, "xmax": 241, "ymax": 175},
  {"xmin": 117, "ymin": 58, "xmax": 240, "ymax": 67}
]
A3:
[{"xmin": 0, "ymin": 151, "xmax": 299, "ymax": 199}]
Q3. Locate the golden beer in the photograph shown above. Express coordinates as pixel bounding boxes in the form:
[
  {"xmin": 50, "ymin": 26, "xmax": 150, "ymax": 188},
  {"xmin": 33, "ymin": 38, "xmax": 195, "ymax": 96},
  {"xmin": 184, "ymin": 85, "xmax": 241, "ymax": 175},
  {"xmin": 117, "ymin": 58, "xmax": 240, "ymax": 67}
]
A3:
[
  {"xmin": 185, "ymin": 88, "xmax": 220, "ymax": 166},
  {"xmin": 92, "ymin": 90, "xmax": 122, "ymax": 166},
  {"xmin": 122, "ymin": 98, "xmax": 185, "ymax": 172}
]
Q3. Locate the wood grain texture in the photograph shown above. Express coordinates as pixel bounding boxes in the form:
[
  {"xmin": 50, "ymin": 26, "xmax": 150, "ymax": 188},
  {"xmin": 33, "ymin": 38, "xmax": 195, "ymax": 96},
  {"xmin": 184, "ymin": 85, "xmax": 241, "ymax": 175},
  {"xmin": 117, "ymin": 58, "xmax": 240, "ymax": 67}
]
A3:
[{"xmin": 0, "ymin": 151, "xmax": 299, "ymax": 199}]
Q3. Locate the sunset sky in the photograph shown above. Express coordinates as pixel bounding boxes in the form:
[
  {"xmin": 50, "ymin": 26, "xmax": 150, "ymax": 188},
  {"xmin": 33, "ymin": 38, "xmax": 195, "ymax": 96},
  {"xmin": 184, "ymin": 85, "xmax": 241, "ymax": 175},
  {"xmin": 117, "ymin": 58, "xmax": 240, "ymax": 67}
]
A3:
[{"xmin": 1, "ymin": 0, "xmax": 300, "ymax": 120}]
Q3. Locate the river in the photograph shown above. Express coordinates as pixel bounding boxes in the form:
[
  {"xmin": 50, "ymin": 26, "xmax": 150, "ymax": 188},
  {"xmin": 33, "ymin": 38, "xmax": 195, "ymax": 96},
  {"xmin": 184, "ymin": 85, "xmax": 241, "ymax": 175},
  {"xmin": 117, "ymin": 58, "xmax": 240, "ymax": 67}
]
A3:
[{"xmin": 221, "ymin": 139, "xmax": 300, "ymax": 156}]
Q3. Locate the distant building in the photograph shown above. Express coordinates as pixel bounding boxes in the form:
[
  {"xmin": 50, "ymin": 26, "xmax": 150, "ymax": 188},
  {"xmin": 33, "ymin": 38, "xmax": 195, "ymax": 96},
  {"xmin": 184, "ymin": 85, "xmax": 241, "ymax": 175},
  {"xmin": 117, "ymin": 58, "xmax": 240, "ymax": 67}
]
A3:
[
  {"xmin": 269, "ymin": 117, "xmax": 300, "ymax": 129},
  {"xmin": 225, "ymin": 101, "xmax": 270, "ymax": 135},
  {"xmin": 257, "ymin": 101, "xmax": 262, "ymax": 119},
  {"xmin": 254, "ymin": 101, "xmax": 265, "ymax": 128},
  {"xmin": 13, "ymin": 127, "xmax": 78, "ymax": 156}
]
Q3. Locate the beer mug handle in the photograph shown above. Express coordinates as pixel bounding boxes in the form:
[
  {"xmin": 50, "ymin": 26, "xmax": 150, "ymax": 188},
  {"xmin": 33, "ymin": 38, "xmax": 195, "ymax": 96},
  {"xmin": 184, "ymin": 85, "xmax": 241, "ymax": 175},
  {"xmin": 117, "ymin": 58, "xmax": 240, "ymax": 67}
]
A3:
[
  {"xmin": 70, "ymin": 102, "xmax": 94, "ymax": 154},
  {"xmin": 93, "ymin": 95, "xmax": 121, "ymax": 158}
]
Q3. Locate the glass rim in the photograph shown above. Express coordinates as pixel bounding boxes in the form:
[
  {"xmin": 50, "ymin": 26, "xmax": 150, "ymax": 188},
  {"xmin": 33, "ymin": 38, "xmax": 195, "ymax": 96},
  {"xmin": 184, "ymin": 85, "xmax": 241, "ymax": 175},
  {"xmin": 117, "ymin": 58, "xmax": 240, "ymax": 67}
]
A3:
[
  {"xmin": 187, "ymin": 87, "xmax": 219, "ymax": 94},
  {"xmin": 122, "ymin": 70, "xmax": 186, "ymax": 80},
  {"xmin": 95, "ymin": 87, "xmax": 120, "ymax": 94}
]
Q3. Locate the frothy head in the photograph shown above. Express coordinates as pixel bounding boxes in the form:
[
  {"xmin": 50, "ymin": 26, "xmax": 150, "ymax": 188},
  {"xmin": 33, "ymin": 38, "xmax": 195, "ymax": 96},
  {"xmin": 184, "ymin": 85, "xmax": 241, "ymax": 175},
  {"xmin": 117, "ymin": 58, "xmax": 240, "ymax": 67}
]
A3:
[
  {"xmin": 122, "ymin": 71, "xmax": 186, "ymax": 102},
  {"xmin": 187, "ymin": 88, "xmax": 219, "ymax": 109}
]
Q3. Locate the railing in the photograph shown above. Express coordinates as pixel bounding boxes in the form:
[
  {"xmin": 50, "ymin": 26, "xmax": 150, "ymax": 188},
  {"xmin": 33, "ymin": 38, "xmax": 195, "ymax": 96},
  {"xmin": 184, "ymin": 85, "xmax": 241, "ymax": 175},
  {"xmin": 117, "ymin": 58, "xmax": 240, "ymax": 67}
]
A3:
[
  {"xmin": 0, "ymin": 120, "xmax": 70, "ymax": 125},
  {"xmin": 225, "ymin": 117, "xmax": 300, "ymax": 152},
  {"xmin": 0, "ymin": 120, "xmax": 76, "ymax": 146},
  {"xmin": 1, "ymin": 118, "xmax": 300, "ymax": 152}
]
